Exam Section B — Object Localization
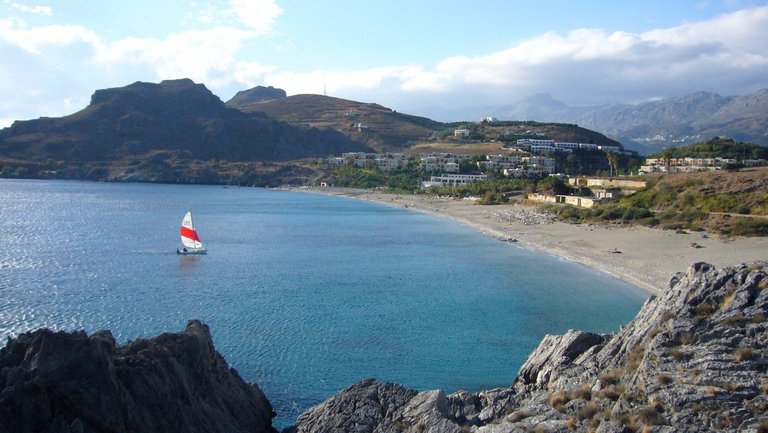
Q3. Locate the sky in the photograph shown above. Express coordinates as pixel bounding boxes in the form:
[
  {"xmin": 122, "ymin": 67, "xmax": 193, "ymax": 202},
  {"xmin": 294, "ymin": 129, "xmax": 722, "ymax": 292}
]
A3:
[{"xmin": 2, "ymin": 0, "xmax": 768, "ymax": 127}]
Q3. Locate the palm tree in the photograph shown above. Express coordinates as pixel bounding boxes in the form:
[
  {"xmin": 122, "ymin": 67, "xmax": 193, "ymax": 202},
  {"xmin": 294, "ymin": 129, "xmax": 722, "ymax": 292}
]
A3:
[
  {"xmin": 660, "ymin": 147, "xmax": 675, "ymax": 174},
  {"xmin": 606, "ymin": 151, "xmax": 619, "ymax": 177}
]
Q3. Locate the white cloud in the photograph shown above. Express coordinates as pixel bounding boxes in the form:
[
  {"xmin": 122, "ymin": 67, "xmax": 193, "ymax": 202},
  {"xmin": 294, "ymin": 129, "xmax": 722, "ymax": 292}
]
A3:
[
  {"xmin": 261, "ymin": 5, "xmax": 768, "ymax": 108},
  {"xmin": 1, "ymin": 2, "xmax": 767, "ymax": 125},
  {"xmin": 0, "ymin": 17, "xmax": 100, "ymax": 54},
  {"xmin": 10, "ymin": 3, "xmax": 52, "ymax": 16},
  {"xmin": 194, "ymin": 0, "xmax": 283, "ymax": 35},
  {"xmin": 226, "ymin": 0, "xmax": 282, "ymax": 35}
]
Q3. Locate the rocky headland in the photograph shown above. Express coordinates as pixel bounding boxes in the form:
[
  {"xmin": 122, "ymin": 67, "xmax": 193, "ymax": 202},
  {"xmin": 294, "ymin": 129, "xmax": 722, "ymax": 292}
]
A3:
[
  {"xmin": 2, "ymin": 262, "xmax": 767, "ymax": 432},
  {"xmin": 0, "ymin": 320, "xmax": 277, "ymax": 433}
]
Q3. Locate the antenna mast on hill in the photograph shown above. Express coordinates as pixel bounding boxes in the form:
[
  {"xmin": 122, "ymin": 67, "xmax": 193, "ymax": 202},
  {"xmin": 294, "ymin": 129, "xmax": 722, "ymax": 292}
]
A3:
[{"xmin": 323, "ymin": 74, "xmax": 327, "ymax": 96}]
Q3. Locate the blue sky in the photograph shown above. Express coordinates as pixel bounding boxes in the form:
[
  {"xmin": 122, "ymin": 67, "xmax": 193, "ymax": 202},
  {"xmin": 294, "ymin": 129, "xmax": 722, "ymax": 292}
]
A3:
[{"xmin": 2, "ymin": 0, "xmax": 768, "ymax": 126}]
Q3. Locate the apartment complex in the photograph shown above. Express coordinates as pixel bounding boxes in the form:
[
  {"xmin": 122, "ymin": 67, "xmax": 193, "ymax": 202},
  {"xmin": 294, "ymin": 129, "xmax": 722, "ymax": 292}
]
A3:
[
  {"xmin": 514, "ymin": 139, "xmax": 622, "ymax": 154},
  {"xmin": 639, "ymin": 157, "xmax": 767, "ymax": 174}
]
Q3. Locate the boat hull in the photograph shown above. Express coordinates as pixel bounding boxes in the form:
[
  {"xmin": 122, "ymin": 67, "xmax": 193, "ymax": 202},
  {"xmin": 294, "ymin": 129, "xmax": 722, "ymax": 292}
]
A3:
[{"xmin": 177, "ymin": 248, "xmax": 207, "ymax": 255}]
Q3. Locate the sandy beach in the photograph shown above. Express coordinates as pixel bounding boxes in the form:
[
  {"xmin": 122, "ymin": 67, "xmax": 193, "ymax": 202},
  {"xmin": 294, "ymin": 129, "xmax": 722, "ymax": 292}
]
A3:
[{"xmin": 291, "ymin": 187, "xmax": 768, "ymax": 295}]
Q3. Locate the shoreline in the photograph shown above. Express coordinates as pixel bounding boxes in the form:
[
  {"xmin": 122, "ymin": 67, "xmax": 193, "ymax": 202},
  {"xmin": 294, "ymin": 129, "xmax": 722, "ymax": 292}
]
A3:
[{"xmin": 288, "ymin": 187, "xmax": 768, "ymax": 295}]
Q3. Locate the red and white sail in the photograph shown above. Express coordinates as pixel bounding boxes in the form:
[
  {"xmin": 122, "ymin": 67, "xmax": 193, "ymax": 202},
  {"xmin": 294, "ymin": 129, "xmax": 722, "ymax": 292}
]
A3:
[{"xmin": 180, "ymin": 211, "xmax": 203, "ymax": 250}]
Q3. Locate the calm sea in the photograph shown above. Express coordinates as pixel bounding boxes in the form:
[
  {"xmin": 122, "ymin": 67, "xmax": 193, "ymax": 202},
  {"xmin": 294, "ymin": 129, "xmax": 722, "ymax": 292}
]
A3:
[{"xmin": 0, "ymin": 179, "xmax": 647, "ymax": 428}]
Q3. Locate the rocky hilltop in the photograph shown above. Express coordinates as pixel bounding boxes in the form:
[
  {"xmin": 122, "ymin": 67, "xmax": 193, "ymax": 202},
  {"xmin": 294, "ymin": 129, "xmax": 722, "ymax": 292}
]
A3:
[
  {"xmin": 0, "ymin": 79, "xmax": 367, "ymax": 164},
  {"xmin": 287, "ymin": 262, "xmax": 768, "ymax": 433},
  {"xmin": 0, "ymin": 320, "xmax": 277, "ymax": 433}
]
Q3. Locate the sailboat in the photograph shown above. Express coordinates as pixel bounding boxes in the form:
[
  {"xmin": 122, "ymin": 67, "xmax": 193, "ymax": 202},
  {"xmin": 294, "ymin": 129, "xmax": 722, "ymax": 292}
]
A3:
[{"xmin": 177, "ymin": 211, "xmax": 207, "ymax": 255}]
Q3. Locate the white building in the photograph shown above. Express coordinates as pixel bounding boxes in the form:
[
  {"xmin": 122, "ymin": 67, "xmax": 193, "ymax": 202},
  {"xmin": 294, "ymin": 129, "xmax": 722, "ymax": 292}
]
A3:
[
  {"xmin": 637, "ymin": 156, "xmax": 760, "ymax": 174},
  {"xmin": 527, "ymin": 155, "xmax": 556, "ymax": 174},
  {"xmin": 517, "ymin": 138, "xmax": 555, "ymax": 147},
  {"xmin": 422, "ymin": 174, "xmax": 487, "ymax": 188},
  {"xmin": 337, "ymin": 152, "xmax": 408, "ymax": 171},
  {"xmin": 454, "ymin": 128, "xmax": 470, "ymax": 138},
  {"xmin": 598, "ymin": 145, "xmax": 622, "ymax": 153},
  {"xmin": 555, "ymin": 142, "xmax": 580, "ymax": 150},
  {"xmin": 477, "ymin": 154, "xmax": 524, "ymax": 170},
  {"xmin": 419, "ymin": 153, "xmax": 468, "ymax": 173}
]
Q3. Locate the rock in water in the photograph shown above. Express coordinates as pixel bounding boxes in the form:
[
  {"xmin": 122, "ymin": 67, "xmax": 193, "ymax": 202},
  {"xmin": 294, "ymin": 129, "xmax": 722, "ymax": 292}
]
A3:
[
  {"xmin": 0, "ymin": 320, "xmax": 277, "ymax": 433},
  {"xmin": 288, "ymin": 262, "xmax": 768, "ymax": 433}
]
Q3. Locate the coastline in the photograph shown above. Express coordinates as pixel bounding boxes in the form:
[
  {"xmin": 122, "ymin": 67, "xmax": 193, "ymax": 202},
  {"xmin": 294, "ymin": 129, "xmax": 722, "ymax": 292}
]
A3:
[{"xmin": 289, "ymin": 187, "xmax": 768, "ymax": 295}]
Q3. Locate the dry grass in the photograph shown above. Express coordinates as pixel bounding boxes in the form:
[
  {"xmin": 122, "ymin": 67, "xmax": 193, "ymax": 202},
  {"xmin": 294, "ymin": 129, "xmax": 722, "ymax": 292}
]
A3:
[
  {"xmin": 753, "ymin": 312, "xmax": 766, "ymax": 323},
  {"xmin": 762, "ymin": 381, "xmax": 768, "ymax": 395},
  {"xmin": 657, "ymin": 374, "xmax": 673, "ymax": 385},
  {"xmin": 734, "ymin": 347, "xmax": 758, "ymax": 362},
  {"xmin": 759, "ymin": 279, "xmax": 768, "ymax": 291},
  {"xmin": 626, "ymin": 346, "xmax": 646, "ymax": 372},
  {"xmin": 667, "ymin": 346, "xmax": 687, "ymax": 361},
  {"xmin": 695, "ymin": 302, "xmax": 716, "ymax": 317},
  {"xmin": 598, "ymin": 368, "xmax": 623, "ymax": 385},
  {"xmin": 506, "ymin": 410, "xmax": 532, "ymax": 422},
  {"xmin": 572, "ymin": 385, "xmax": 592, "ymax": 401},
  {"xmin": 565, "ymin": 417, "xmax": 577, "ymax": 429},
  {"xmin": 721, "ymin": 314, "xmax": 748, "ymax": 326},
  {"xmin": 721, "ymin": 292, "xmax": 736, "ymax": 310},
  {"xmin": 635, "ymin": 405, "xmax": 665, "ymax": 426},
  {"xmin": 576, "ymin": 401, "xmax": 600, "ymax": 420},
  {"xmin": 596, "ymin": 384, "xmax": 625, "ymax": 401},
  {"xmin": 648, "ymin": 327, "xmax": 662, "ymax": 339},
  {"xmin": 714, "ymin": 381, "xmax": 740, "ymax": 392},
  {"xmin": 548, "ymin": 385, "xmax": 593, "ymax": 412},
  {"xmin": 548, "ymin": 391, "xmax": 570, "ymax": 412}
]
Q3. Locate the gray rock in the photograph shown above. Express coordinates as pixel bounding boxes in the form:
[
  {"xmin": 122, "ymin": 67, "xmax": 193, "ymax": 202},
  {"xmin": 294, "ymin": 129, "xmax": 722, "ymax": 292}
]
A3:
[{"xmin": 0, "ymin": 320, "xmax": 277, "ymax": 433}]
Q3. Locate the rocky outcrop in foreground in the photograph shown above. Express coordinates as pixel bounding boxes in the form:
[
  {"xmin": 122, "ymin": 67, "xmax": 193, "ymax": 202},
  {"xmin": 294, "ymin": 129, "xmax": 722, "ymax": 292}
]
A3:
[
  {"xmin": 288, "ymin": 262, "xmax": 768, "ymax": 433},
  {"xmin": 0, "ymin": 320, "xmax": 277, "ymax": 433}
]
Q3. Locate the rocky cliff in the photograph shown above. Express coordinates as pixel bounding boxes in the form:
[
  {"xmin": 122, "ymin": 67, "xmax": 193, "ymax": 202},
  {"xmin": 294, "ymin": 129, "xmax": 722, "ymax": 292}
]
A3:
[
  {"xmin": 0, "ymin": 320, "xmax": 277, "ymax": 433},
  {"xmin": 287, "ymin": 262, "xmax": 768, "ymax": 433}
]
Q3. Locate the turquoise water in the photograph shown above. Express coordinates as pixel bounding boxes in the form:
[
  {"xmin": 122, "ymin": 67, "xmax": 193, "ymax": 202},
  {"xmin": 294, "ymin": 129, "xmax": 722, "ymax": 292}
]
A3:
[{"xmin": 0, "ymin": 179, "xmax": 648, "ymax": 428}]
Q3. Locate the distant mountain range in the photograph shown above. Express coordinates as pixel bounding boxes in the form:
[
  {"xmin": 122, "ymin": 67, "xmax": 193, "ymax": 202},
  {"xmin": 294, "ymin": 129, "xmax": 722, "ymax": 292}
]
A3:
[{"xmin": 415, "ymin": 89, "xmax": 768, "ymax": 154}]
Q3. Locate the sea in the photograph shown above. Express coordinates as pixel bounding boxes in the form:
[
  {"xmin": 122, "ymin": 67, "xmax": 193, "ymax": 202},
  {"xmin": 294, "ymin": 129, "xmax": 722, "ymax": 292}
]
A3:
[{"xmin": 0, "ymin": 179, "xmax": 648, "ymax": 428}]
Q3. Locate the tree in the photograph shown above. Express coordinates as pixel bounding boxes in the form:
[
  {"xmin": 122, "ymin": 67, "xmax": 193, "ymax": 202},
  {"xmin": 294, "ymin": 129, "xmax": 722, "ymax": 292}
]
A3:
[
  {"xmin": 606, "ymin": 151, "xmax": 619, "ymax": 177},
  {"xmin": 660, "ymin": 147, "xmax": 676, "ymax": 174}
]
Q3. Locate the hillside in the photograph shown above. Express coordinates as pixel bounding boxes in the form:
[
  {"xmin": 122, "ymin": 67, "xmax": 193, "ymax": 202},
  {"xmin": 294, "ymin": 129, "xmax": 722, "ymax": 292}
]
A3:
[
  {"xmin": 418, "ymin": 89, "xmax": 768, "ymax": 154},
  {"xmin": 647, "ymin": 136, "xmax": 768, "ymax": 160},
  {"xmin": 0, "ymin": 79, "xmax": 369, "ymax": 163},
  {"xmin": 445, "ymin": 120, "xmax": 624, "ymax": 148},
  {"xmin": 620, "ymin": 167, "xmax": 768, "ymax": 216},
  {"xmin": 228, "ymin": 93, "xmax": 442, "ymax": 152}
]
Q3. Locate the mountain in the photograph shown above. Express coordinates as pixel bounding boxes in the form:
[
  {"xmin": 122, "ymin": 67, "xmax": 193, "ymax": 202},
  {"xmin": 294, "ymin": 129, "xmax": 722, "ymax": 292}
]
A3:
[
  {"xmin": 226, "ymin": 85, "xmax": 286, "ymax": 106},
  {"xmin": 0, "ymin": 79, "xmax": 368, "ymax": 164},
  {"xmin": 415, "ymin": 89, "xmax": 768, "ymax": 154},
  {"xmin": 500, "ymin": 93, "xmax": 587, "ymax": 122},
  {"xmin": 227, "ymin": 93, "xmax": 442, "ymax": 152}
]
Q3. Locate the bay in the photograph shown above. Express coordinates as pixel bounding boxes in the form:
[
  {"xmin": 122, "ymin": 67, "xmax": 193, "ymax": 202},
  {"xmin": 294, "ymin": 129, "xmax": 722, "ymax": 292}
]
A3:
[{"xmin": 0, "ymin": 179, "xmax": 648, "ymax": 428}]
